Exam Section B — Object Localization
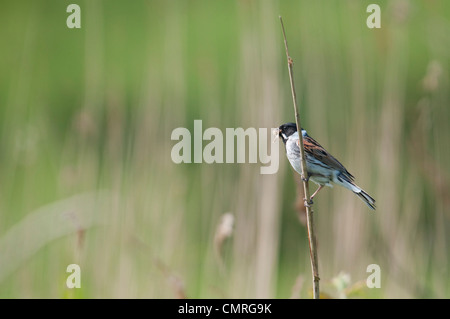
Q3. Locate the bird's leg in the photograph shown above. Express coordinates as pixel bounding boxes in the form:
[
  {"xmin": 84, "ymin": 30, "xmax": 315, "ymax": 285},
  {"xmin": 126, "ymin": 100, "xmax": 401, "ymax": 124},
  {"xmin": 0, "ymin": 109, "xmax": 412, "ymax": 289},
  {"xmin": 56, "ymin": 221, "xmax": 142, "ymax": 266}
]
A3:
[
  {"xmin": 310, "ymin": 185, "xmax": 324, "ymax": 200},
  {"xmin": 304, "ymin": 186, "xmax": 324, "ymax": 207},
  {"xmin": 302, "ymin": 175, "xmax": 314, "ymax": 206}
]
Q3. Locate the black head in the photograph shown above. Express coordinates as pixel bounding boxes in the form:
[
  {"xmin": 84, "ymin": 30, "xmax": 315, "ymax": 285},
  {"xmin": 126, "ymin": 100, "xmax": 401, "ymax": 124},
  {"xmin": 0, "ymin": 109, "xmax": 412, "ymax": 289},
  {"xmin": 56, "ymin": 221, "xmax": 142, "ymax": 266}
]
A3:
[{"xmin": 278, "ymin": 122, "xmax": 299, "ymax": 144}]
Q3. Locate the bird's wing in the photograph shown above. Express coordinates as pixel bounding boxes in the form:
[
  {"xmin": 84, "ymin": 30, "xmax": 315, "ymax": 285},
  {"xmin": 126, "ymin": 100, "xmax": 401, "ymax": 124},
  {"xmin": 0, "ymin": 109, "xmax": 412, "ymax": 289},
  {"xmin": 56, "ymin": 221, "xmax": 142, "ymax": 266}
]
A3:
[{"xmin": 299, "ymin": 135, "xmax": 355, "ymax": 181}]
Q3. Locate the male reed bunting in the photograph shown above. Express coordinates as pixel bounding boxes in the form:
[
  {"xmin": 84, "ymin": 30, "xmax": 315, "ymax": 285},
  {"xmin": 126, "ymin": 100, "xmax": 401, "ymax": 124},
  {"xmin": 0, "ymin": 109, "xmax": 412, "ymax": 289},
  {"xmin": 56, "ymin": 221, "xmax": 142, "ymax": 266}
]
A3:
[{"xmin": 278, "ymin": 123, "xmax": 376, "ymax": 210}]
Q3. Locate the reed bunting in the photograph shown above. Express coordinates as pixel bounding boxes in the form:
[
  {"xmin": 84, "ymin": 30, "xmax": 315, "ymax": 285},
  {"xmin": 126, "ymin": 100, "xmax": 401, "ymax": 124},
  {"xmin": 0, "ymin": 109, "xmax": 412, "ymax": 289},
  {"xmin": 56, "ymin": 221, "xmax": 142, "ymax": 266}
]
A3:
[{"xmin": 278, "ymin": 123, "xmax": 376, "ymax": 210}]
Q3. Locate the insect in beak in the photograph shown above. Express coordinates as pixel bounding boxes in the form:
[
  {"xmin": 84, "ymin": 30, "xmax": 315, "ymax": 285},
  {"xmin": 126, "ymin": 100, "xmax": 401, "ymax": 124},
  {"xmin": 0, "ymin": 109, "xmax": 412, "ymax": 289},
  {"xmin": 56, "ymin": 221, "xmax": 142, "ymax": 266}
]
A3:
[{"xmin": 273, "ymin": 128, "xmax": 281, "ymax": 143}]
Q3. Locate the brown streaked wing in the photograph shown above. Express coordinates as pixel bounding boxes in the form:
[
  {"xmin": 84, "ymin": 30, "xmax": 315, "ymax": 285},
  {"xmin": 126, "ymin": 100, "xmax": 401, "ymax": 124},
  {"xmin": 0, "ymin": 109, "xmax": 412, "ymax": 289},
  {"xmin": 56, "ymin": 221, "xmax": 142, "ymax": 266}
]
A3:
[{"xmin": 301, "ymin": 135, "xmax": 354, "ymax": 180}]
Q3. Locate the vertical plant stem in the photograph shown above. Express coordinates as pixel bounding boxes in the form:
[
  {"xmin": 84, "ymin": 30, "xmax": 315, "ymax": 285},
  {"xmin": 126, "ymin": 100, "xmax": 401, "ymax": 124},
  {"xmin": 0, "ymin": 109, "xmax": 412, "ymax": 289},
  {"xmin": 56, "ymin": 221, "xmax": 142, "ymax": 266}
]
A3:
[{"xmin": 279, "ymin": 16, "xmax": 320, "ymax": 299}]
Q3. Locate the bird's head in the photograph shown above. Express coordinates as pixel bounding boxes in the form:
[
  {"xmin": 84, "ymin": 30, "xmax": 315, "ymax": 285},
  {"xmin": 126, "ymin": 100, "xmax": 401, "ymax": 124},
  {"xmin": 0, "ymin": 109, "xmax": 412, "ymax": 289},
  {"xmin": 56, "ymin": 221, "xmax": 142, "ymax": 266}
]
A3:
[{"xmin": 278, "ymin": 123, "xmax": 306, "ymax": 144}]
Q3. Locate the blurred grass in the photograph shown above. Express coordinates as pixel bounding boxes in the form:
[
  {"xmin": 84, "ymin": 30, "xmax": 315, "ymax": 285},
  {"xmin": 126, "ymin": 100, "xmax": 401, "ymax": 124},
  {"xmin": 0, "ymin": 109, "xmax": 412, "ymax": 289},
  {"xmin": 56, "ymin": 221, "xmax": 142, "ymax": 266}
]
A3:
[{"xmin": 0, "ymin": 0, "xmax": 450, "ymax": 298}]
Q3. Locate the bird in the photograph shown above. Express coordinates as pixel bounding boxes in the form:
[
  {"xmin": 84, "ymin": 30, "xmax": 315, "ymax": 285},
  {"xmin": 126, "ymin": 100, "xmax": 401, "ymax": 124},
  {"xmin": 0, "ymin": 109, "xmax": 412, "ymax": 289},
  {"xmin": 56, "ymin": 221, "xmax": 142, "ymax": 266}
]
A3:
[{"xmin": 278, "ymin": 122, "xmax": 376, "ymax": 210}]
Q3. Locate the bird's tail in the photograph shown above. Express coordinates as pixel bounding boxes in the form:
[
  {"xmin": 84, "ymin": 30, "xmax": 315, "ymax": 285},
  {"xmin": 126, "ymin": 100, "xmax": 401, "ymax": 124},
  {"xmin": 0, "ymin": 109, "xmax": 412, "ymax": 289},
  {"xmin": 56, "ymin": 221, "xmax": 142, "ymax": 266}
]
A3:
[
  {"xmin": 355, "ymin": 189, "xmax": 376, "ymax": 210},
  {"xmin": 335, "ymin": 173, "xmax": 376, "ymax": 210}
]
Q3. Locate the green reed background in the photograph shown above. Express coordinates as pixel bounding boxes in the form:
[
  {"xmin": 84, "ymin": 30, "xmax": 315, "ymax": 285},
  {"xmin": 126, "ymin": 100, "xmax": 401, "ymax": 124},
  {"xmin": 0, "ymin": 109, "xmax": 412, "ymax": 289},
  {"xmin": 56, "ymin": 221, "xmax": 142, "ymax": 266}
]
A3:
[{"xmin": 0, "ymin": 0, "xmax": 449, "ymax": 298}]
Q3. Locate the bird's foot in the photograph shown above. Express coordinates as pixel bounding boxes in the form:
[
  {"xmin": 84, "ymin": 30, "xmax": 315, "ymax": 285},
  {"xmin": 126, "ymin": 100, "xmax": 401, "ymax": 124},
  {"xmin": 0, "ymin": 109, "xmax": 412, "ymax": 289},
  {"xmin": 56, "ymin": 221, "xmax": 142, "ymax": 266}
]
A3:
[
  {"xmin": 303, "ymin": 197, "xmax": 314, "ymax": 207},
  {"xmin": 301, "ymin": 175, "xmax": 310, "ymax": 182}
]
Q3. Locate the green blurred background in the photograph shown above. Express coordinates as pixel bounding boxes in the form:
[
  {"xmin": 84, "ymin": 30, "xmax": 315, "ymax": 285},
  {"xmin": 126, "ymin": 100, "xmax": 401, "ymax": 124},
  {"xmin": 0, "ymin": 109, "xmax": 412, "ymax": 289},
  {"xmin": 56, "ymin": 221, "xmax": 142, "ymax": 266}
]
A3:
[{"xmin": 0, "ymin": 0, "xmax": 449, "ymax": 298}]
